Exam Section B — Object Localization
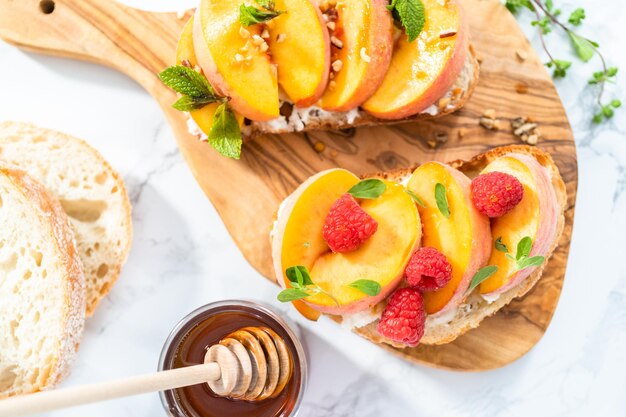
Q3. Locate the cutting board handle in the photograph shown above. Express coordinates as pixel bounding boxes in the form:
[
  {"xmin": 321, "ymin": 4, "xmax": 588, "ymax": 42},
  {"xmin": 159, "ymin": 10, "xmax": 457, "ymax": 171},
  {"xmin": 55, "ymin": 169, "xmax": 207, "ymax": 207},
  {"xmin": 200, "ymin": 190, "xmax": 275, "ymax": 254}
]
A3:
[{"xmin": 0, "ymin": 0, "xmax": 180, "ymax": 95}]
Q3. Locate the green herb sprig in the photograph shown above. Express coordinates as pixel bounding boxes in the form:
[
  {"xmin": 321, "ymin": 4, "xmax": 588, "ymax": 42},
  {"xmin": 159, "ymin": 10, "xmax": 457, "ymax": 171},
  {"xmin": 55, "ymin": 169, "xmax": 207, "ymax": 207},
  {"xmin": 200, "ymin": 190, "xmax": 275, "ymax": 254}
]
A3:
[
  {"xmin": 504, "ymin": 0, "xmax": 621, "ymax": 123},
  {"xmin": 434, "ymin": 183, "xmax": 450, "ymax": 218},
  {"xmin": 240, "ymin": 0, "xmax": 284, "ymax": 27},
  {"xmin": 468, "ymin": 265, "xmax": 499, "ymax": 292},
  {"xmin": 159, "ymin": 65, "xmax": 243, "ymax": 159},
  {"xmin": 348, "ymin": 179, "xmax": 387, "ymax": 199},
  {"xmin": 502, "ymin": 236, "xmax": 545, "ymax": 270},
  {"xmin": 387, "ymin": 0, "xmax": 426, "ymax": 42},
  {"xmin": 405, "ymin": 189, "xmax": 426, "ymax": 207},
  {"xmin": 277, "ymin": 266, "xmax": 381, "ymax": 304}
]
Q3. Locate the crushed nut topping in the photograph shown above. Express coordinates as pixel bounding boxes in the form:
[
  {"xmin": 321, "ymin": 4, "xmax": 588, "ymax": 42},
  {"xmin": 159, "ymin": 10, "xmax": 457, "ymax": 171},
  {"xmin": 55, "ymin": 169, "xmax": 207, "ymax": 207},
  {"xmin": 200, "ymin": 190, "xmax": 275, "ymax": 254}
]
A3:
[
  {"xmin": 239, "ymin": 26, "xmax": 251, "ymax": 39},
  {"xmin": 261, "ymin": 28, "xmax": 270, "ymax": 39},
  {"xmin": 483, "ymin": 109, "xmax": 497, "ymax": 119},
  {"xmin": 252, "ymin": 34, "xmax": 265, "ymax": 45},
  {"xmin": 331, "ymin": 36, "xmax": 344, "ymax": 49},
  {"xmin": 511, "ymin": 117, "xmax": 542, "ymax": 145},
  {"xmin": 327, "ymin": 21, "xmax": 336, "ymax": 31},
  {"xmin": 439, "ymin": 30, "xmax": 457, "ymax": 39},
  {"xmin": 332, "ymin": 59, "xmax": 343, "ymax": 72},
  {"xmin": 234, "ymin": 53, "xmax": 245, "ymax": 63}
]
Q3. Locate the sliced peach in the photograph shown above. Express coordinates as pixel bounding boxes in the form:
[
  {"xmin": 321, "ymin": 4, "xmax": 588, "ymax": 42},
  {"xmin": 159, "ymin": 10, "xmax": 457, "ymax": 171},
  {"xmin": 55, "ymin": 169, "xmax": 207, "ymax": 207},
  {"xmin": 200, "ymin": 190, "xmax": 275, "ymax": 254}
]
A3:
[
  {"xmin": 362, "ymin": 0, "xmax": 468, "ymax": 119},
  {"xmin": 407, "ymin": 162, "xmax": 491, "ymax": 315},
  {"xmin": 479, "ymin": 154, "xmax": 560, "ymax": 295},
  {"xmin": 272, "ymin": 169, "xmax": 420, "ymax": 316},
  {"xmin": 268, "ymin": 0, "xmax": 330, "ymax": 107},
  {"xmin": 193, "ymin": 1, "xmax": 279, "ymax": 121},
  {"xmin": 319, "ymin": 0, "xmax": 393, "ymax": 112}
]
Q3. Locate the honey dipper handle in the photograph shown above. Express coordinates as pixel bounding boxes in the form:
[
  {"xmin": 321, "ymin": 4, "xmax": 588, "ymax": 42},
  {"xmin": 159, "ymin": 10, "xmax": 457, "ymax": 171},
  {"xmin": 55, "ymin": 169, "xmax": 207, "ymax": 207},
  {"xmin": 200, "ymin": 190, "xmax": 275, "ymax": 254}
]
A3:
[{"xmin": 0, "ymin": 363, "xmax": 221, "ymax": 417}]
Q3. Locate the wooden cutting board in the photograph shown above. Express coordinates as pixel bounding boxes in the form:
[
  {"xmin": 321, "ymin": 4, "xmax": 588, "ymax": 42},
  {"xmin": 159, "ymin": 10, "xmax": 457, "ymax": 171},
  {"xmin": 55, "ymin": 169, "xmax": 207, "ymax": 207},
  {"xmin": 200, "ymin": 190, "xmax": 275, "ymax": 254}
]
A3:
[{"xmin": 0, "ymin": 0, "xmax": 577, "ymax": 371}]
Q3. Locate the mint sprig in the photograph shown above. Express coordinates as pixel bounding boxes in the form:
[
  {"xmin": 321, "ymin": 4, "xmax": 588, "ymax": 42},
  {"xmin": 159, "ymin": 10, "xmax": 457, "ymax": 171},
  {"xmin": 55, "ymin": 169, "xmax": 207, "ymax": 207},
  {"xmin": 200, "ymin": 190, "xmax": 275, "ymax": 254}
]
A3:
[
  {"xmin": 468, "ymin": 265, "xmax": 499, "ymax": 292},
  {"xmin": 387, "ymin": 0, "xmax": 425, "ymax": 42},
  {"xmin": 159, "ymin": 65, "xmax": 243, "ymax": 159},
  {"xmin": 277, "ymin": 266, "xmax": 339, "ymax": 306},
  {"xmin": 348, "ymin": 280, "xmax": 382, "ymax": 296},
  {"xmin": 503, "ymin": 236, "xmax": 545, "ymax": 271},
  {"xmin": 240, "ymin": 1, "xmax": 284, "ymax": 27},
  {"xmin": 504, "ymin": 0, "xmax": 620, "ymax": 124},
  {"xmin": 405, "ymin": 189, "xmax": 426, "ymax": 207},
  {"xmin": 434, "ymin": 183, "xmax": 450, "ymax": 218},
  {"xmin": 348, "ymin": 179, "xmax": 387, "ymax": 199}
]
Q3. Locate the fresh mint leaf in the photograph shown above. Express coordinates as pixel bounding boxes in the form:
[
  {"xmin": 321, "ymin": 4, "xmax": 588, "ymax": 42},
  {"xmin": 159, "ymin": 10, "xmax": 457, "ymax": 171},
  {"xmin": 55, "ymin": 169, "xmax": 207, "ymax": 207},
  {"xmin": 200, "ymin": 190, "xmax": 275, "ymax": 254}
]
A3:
[
  {"xmin": 612, "ymin": 99, "xmax": 622, "ymax": 108},
  {"xmin": 387, "ymin": 0, "xmax": 425, "ymax": 42},
  {"xmin": 516, "ymin": 255, "xmax": 545, "ymax": 270},
  {"xmin": 159, "ymin": 66, "xmax": 218, "ymax": 100},
  {"xmin": 495, "ymin": 237, "xmax": 509, "ymax": 253},
  {"xmin": 568, "ymin": 8, "xmax": 585, "ymax": 25},
  {"xmin": 286, "ymin": 265, "xmax": 314, "ymax": 286},
  {"xmin": 240, "ymin": 4, "xmax": 283, "ymax": 26},
  {"xmin": 434, "ymin": 183, "xmax": 450, "ymax": 218},
  {"xmin": 551, "ymin": 59, "xmax": 571, "ymax": 78},
  {"xmin": 505, "ymin": 0, "xmax": 534, "ymax": 13},
  {"xmin": 532, "ymin": 15, "xmax": 552, "ymax": 34},
  {"xmin": 545, "ymin": 0, "xmax": 553, "ymax": 11},
  {"xmin": 348, "ymin": 179, "xmax": 387, "ymax": 199},
  {"xmin": 172, "ymin": 95, "xmax": 215, "ymax": 111},
  {"xmin": 348, "ymin": 280, "xmax": 382, "ymax": 296},
  {"xmin": 568, "ymin": 32, "xmax": 595, "ymax": 62},
  {"xmin": 468, "ymin": 266, "xmax": 498, "ymax": 292},
  {"xmin": 277, "ymin": 288, "xmax": 312, "ymax": 302},
  {"xmin": 208, "ymin": 103, "xmax": 243, "ymax": 159},
  {"xmin": 602, "ymin": 105, "xmax": 614, "ymax": 118},
  {"xmin": 405, "ymin": 189, "xmax": 426, "ymax": 207},
  {"xmin": 607, "ymin": 67, "xmax": 618, "ymax": 77},
  {"xmin": 516, "ymin": 236, "xmax": 533, "ymax": 260}
]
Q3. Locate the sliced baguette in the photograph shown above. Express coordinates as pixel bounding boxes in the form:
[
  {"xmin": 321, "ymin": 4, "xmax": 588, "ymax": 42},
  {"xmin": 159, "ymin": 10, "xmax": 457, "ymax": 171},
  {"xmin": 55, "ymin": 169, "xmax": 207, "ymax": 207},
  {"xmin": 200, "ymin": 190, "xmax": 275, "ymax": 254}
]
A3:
[
  {"xmin": 351, "ymin": 145, "xmax": 567, "ymax": 346},
  {"xmin": 0, "ymin": 167, "xmax": 85, "ymax": 398},
  {"xmin": 0, "ymin": 122, "xmax": 133, "ymax": 316},
  {"xmin": 187, "ymin": 45, "xmax": 479, "ymax": 140}
]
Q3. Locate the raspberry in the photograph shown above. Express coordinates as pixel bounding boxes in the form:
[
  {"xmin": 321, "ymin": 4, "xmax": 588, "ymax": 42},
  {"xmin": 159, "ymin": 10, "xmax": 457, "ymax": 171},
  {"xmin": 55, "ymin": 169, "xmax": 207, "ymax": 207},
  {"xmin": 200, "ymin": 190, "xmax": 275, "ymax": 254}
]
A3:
[
  {"xmin": 405, "ymin": 247, "xmax": 452, "ymax": 291},
  {"xmin": 471, "ymin": 171, "xmax": 524, "ymax": 218},
  {"xmin": 322, "ymin": 194, "xmax": 378, "ymax": 253},
  {"xmin": 377, "ymin": 288, "xmax": 425, "ymax": 346}
]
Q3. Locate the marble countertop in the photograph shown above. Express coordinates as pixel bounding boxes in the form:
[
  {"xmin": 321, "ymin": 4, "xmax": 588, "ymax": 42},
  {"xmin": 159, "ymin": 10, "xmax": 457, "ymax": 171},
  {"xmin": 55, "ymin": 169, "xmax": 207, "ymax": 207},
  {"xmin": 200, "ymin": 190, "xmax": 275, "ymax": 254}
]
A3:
[{"xmin": 1, "ymin": 0, "xmax": 625, "ymax": 416}]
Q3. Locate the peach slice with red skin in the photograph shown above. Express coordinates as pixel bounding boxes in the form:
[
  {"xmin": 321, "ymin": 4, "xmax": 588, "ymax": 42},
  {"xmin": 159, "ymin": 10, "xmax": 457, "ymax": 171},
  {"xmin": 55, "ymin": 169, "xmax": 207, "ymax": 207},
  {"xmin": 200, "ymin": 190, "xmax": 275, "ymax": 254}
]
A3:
[
  {"xmin": 176, "ymin": 16, "xmax": 244, "ymax": 135},
  {"xmin": 269, "ymin": 0, "xmax": 331, "ymax": 107},
  {"xmin": 407, "ymin": 162, "xmax": 491, "ymax": 315},
  {"xmin": 319, "ymin": 0, "xmax": 394, "ymax": 112},
  {"xmin": 479, "ymin": 154, "xmax": 560, "ymax": 295},
  {"xmin": 362, "ymin": 0, "xmax": 468, "ymax": 119},
  {"xmin": 272, "ymin": 169, "xmax": 421, "ymax": 316}
]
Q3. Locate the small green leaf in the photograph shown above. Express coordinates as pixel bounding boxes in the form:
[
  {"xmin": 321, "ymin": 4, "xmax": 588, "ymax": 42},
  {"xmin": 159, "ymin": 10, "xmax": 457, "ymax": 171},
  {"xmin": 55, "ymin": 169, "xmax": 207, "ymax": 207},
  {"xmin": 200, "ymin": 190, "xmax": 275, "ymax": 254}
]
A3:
[
  {"xmin": 602, "ymin": 106, "xmax": 614, "ymax": 118},
  {"xmin": 568, "ymin": 32, "xmax": 595, "ymax": 62},
  {"xmin": 434, "ymin": 183, "xmax": 450, "ymax": 218},
  {"xmin": 544, "ymin": 0, "xmax": 553, "ymax": 12},
  {"xmin": 611, "ymin": 99, "xmax": 622, "ymax": 108},
  {"xmin": 607, "ymin": 67, "xmax": 618, "ymax": 77},
  {"xmin": 517, "ymin": 255, "xmax": 545, "ymax": 270},
  {"xmin": 348, "ymin": 179, "xmax": 387, "ymax": 199},
  {"xmin": 277, "ymin": 288, "xmax": 311, "ymax": 302},
  {"xmin": 405, "ymin": 189, "xmax": 426, "ymax": 207},
  {"xmin": 208, "ymin": 104, "xmax": 243, "ymax": 159},
  {"xmin": 593, "ymin": 113, "xmax": 604, "ymax": 124},
  {"xmin": 505, "ymin": 0, "xmax": 534, "ymax": 13},
  {"xmin": 568, "ymin": 8, "xmax": 585, "ymax": 25},
  {"xmin": 468, "ymin": 266, "xmax": 498, "ymax": 292},
  {"xmin": 516, "ymin": 236, "xmax": 533, "ymax": 260},
  {"xmin": 285, "ymin": 265, "xmax": 314, "ymax": 286},
  {"xmin": 240, "ymin": 4, "xmax": 283, "ymax": 26},
  {"xmin": 348, "ymin": 280, "xmax": 382, "ymax": 296},
  {"xmin": 172, "ymin": 95, "xmax": 215, "ymax": 111},
  {"xmin": 495, "ymin": 237, "xmax": 509, "ymax": 253},
  {"xmin": 551, "ymin": 60, "xmax": 572, "ymax": 78},
  {"xmin": 388, "ymin": 0, "xmax": 426, "ymax": 42},
  {"xmin": 159, "ymin": 66, "xmax": 217, "ymax": 99}
]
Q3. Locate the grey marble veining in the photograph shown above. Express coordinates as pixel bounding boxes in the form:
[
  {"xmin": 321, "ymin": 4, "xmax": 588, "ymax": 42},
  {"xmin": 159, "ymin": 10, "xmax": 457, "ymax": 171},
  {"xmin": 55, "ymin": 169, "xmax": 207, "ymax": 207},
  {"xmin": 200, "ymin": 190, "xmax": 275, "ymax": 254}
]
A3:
[{"xmin": 0, "ymin": 0, "xmax": 625, "ymax": 415}]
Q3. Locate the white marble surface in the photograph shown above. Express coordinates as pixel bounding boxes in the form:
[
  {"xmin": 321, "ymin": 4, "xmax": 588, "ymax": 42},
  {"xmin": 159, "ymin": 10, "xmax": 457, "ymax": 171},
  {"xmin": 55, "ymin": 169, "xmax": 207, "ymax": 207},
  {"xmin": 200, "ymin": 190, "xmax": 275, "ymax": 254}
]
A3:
[{"xmin": 1, "ymin": 1, "xmax": 625, "ymax": 416}]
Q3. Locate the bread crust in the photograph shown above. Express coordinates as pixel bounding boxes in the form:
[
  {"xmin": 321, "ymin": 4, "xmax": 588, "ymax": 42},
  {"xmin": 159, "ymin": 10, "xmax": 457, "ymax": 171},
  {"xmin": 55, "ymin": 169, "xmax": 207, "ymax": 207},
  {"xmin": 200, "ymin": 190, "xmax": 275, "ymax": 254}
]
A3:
[
  {"xmin": 0, "ymin": 167, "xmax": 86, "ymax": 397},
  {"xmin": 0, "ymin": 121, "xmax": 133, "ymax": 316},
  {"xmin": 342, "ymin": 145, "xmax": 567, "ymax": 347}
]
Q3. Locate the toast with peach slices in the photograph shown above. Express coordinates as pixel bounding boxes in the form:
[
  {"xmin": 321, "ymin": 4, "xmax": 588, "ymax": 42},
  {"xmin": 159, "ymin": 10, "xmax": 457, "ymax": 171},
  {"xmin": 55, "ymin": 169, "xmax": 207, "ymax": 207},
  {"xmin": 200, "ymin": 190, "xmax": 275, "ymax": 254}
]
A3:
[
  {"xmin": 164, "ymin": 0, "xmax": 479, "ymax": 158},
  {"xmin": 270, "ymin": 145, "xmax": 566, "ymax": 348}
]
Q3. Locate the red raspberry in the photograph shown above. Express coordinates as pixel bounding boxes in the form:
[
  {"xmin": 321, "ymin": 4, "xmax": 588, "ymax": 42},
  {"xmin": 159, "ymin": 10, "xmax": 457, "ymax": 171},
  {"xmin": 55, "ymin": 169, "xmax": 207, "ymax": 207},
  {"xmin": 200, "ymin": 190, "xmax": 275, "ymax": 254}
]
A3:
[
  {"xmin": 323, "ymin": 194, "xmax": 378, "ymax": 253},
  {"xmin": 405, "ymin": 247, "xmax": 452, "ymax": 291},
  {"xmin": 471, "ymin": 171, "xmax": 524, "ymax": 218},
  {"xmin": 377, "ymin": 288, "xmax": 425, "ymax": 347}
]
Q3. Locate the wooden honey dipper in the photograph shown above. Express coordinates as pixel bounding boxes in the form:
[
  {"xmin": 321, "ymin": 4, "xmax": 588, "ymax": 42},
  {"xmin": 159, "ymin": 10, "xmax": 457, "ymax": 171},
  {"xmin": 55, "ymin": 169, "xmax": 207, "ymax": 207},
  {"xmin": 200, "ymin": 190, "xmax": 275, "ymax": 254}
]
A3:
[{"xmin": 0, "ymin": 326, "xmax": 293, "ymax": 416}]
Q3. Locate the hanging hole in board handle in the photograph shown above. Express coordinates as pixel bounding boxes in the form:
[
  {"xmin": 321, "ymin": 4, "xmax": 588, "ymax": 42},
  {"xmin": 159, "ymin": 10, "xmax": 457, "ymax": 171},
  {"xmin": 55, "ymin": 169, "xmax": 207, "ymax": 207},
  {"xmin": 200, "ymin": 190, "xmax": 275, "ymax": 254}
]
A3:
[{"xmin": 39, "ymin": 0, "xmax": 55, "ymax": 14}]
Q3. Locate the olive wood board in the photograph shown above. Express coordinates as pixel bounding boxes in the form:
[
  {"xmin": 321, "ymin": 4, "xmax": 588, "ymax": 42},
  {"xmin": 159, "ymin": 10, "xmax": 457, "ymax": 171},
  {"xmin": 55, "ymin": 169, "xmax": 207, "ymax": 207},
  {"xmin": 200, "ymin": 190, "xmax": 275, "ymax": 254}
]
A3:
[{"xmin": 0, "ymin": 0, "xmax": 577, "ymax": 371}]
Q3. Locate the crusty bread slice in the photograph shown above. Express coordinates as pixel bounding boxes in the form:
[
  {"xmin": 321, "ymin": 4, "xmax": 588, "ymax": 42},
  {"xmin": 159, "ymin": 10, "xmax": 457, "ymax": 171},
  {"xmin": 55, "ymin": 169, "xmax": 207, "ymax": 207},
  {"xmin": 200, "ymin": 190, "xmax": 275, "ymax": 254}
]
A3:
[
  {"xmin": 349, "ymin": 145, "xmax": 567, "ymax": 346},
  {"xmin": 0, "ymin": 167, "xmax": 85, "ymax": 398},
  {"xmin": 187, "ymin": 45, "xmax": 479, "ymax": 140},
  {"xmin": 0, "ymin": 122, "xmax": 133, "ymax": 316}
]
